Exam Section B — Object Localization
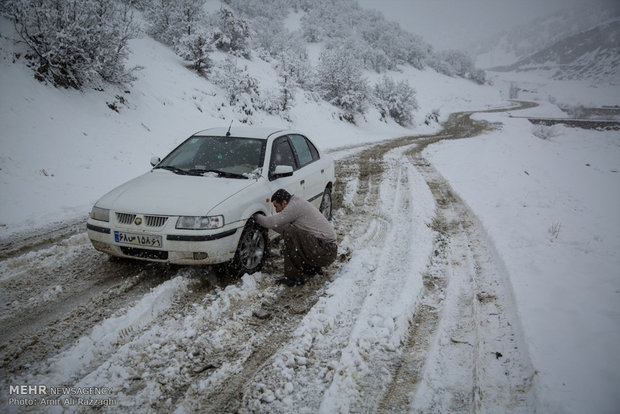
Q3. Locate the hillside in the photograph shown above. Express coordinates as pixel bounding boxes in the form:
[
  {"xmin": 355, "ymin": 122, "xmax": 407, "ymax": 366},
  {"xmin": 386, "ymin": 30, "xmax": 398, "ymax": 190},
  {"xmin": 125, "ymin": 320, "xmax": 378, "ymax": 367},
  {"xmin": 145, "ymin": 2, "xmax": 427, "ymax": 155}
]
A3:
[
  {"xmin": 475, "ymin": 1, "xmax": 620, "ymax": 69},
  {"xmin": 490, "ymin": 20, "xmax": 620, "ymax": 84}
]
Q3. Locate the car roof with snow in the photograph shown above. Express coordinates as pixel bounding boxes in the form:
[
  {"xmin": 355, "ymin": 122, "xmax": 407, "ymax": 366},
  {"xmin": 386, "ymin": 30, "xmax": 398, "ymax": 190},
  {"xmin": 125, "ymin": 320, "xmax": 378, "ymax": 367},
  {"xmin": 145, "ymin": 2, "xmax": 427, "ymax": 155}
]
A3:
[{"xmin": 193, "ymin": 127, "xmax": 293, "ymax": 140}]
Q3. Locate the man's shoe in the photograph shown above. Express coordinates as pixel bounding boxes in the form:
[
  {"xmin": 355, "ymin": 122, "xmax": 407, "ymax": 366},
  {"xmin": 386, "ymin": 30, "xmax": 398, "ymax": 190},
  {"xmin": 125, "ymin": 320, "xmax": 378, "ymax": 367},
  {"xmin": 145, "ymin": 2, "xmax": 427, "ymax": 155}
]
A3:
[{"xmin": 275, "ymin": 277, "xmax": 305, "ymax": 287}]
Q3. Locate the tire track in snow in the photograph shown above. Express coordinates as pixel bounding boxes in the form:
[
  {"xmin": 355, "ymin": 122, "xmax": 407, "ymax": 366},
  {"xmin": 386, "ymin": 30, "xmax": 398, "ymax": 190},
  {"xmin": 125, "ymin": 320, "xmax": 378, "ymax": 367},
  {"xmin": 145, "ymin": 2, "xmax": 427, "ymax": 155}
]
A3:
[
  {"xmin": 410, "ymin": 158, "xmax": 536, "ymax": 413},
  {"xmin": 234, "ymin": 106, "xmax": 527, "ymax": 413},
  {"xmin": 0, "ymin": 238, "xmax": 184, "ymax": 377},
  {"xmin": 235, "ymin": 143, "xmax": 435, "ymax": 413},
  {"xmin": 161, "ymin": 272, "xmax": 338, "ymax": 413},
  {"xmin": 319, "ymin": 147, "xmax": 436, "ymax": 413},
  {"xmin": 378, "ymin": 107, "xmax": 537, "ymax": 413}
]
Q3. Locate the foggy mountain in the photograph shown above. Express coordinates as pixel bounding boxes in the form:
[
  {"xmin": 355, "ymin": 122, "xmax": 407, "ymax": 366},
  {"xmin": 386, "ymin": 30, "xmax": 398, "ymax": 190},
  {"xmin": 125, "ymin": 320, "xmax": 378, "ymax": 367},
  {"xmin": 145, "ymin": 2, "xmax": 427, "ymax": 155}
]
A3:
[
  {"xmin": 489, "ymin": 19, "xmax": 620, "ymax": 84},
  {"xmin": 474, "ymin": 1, "xmax": 620, "ymax": 72}
]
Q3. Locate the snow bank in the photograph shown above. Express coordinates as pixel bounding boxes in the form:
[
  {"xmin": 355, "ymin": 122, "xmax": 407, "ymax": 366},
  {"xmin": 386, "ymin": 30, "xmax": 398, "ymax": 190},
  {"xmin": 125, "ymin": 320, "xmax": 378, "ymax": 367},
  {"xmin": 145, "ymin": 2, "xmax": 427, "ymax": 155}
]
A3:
[{"xmin": 424, "ymin": 116, "xmax": 620, "ymax": 414}]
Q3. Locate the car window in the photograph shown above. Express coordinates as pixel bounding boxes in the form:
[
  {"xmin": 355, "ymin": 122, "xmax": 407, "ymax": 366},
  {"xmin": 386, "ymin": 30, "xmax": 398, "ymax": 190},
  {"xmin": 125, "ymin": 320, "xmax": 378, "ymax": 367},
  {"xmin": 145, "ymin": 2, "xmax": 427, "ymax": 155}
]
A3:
[
  {"xmin": 269, "ymin": 137, "xmax": 298, "ymax": 174},
  {"xmin": 158, "ymin": 137, "xmax": 203, "ymax": 169},
  {"xmin": 289, "ymin": 134, "xmax": 315, "ymax": 167},
  {"xmin": 307, "ymin": 138, "xmax": 319, "ymax": 161}
]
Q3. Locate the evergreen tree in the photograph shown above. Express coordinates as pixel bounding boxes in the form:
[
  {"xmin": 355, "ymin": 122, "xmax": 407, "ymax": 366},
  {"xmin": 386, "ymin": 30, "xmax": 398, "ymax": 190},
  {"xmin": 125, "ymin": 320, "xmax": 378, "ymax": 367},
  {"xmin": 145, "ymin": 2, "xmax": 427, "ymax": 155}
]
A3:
[{"xmin": 176, "ymin": 30, "xmax": 213, "ymax": 74}]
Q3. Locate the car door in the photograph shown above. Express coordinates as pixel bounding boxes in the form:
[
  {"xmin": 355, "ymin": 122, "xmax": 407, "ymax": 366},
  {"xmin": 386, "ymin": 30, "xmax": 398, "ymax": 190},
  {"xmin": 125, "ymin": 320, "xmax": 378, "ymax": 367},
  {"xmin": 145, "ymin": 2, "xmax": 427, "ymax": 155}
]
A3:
[
  {"xmin": 267, "ymin": 135, "xmax": 303, "ymax": 200},
  {"xmin": 288, "ymin": 134, "xmax": 325, "ymax": 207}
]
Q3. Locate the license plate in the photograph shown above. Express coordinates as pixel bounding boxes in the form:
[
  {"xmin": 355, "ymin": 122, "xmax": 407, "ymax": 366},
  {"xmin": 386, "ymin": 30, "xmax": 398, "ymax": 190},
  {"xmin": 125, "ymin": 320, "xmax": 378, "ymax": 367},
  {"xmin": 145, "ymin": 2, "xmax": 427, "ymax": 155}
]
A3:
[{"xmin": 114, "ymin": 231, "xmax": 162, "ymax": 248}]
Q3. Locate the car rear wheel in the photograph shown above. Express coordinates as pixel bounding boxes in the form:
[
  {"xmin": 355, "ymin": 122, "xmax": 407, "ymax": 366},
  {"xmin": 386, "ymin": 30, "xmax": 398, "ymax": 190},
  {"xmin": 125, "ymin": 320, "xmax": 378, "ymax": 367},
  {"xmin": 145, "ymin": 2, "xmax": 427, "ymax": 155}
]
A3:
[
  {"xmin": 319, "ymin": 186, "xmax": 332, "ymax": 220},
  {"xmin": 227, "ymin": 221, "xmax": 267, "ymax": 277}
]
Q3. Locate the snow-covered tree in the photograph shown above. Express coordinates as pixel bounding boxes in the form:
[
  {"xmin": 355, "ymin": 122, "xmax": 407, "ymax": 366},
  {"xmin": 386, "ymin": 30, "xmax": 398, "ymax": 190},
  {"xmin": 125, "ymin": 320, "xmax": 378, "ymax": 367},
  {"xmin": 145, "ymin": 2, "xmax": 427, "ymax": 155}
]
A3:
[
  {"xmin": 5, "ymin": 0, "xmax": 139, "ymax": 89},
  {"xmin": 176, "ymin": 0, "xmax": 208, "ymax": 37},
  {"xmin": 211, "ymin": 8, "xmax": 250, "ymax": 58},
  {"xmin": 373, "ymin": 76, "xmax": 418, "ymax": 126},
  {"xmin": 316, "ymin": 48, "xmax": 369, "ymax": 122},
  {"xmin": 222, "ymin": 0, "xmax": 290, "ymax": 20},
  {"xmin": 145, "ymin": 0, "xmax": 206, "ymax": 46},
  {"xmin": 299, "ymin": 0, "xmax": 359, "ymax": 42},
  {"xmin": 211, "ymin": 56, "xmax": 259, "ymax": 106},
  {"xmin": 297, "ymin": 1, "xmax": 431, "ymax": 72},
  {"xmin": 145, "ymin": 0, "xmax": 181, "ymax": 46},
  {"xmin": 144, "ymin": 0, "xmax": 215, "ymax": 74},
  {"xmin": 428, "ymin": 50, "xmax": 486, "ymax": 84},
  {"xmin": 176, "ymin": 30, "xmax": 213, "ymax": 74}
]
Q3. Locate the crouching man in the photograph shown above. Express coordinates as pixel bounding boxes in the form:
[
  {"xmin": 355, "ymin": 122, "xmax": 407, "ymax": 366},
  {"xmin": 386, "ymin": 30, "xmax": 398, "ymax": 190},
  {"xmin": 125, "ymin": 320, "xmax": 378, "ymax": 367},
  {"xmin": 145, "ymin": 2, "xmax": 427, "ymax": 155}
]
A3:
[{"xmin": 253, "ymin": 189, "xmax": 337, "ymax": 287}]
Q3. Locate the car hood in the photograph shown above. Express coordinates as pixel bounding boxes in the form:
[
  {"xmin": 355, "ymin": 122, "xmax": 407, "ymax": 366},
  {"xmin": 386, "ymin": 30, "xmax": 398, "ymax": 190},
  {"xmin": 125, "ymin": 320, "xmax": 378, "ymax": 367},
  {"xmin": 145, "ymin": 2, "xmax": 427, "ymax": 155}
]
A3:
[{"xmin": 96, "ymin": 170, "xmax": 257, "ymax": 216}]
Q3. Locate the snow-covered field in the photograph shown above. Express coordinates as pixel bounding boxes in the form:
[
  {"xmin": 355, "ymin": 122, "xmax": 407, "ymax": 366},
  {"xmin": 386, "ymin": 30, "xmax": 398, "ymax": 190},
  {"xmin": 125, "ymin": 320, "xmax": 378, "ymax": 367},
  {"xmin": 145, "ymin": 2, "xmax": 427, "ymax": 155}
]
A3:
[
  {"xmin": 424, "ymin": 112, "xmax": 620, "ymax": 414},
  {"xmin": 1, "ymin": 14, "xmax": 619, "ymax": 413}
]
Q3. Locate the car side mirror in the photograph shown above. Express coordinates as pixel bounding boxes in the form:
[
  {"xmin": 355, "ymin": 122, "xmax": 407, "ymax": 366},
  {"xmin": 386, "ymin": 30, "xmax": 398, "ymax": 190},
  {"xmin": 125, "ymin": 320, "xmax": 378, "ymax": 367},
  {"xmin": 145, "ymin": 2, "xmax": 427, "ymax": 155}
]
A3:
[
  {"xmin": 271, "ymin": 165, "xmax": 294, "ymax": 179},
  {"xmin": 150, "ymin": 156, "xmax": 161, "ymax": 167}
]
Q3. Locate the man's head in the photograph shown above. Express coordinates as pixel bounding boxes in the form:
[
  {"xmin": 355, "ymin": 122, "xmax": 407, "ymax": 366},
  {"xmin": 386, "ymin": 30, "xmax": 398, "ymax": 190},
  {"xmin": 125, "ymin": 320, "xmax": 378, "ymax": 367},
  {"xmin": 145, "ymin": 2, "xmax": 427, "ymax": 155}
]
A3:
[{"xmin": 271, "ymin": 189, "xmax": 292, "ymax": 212}]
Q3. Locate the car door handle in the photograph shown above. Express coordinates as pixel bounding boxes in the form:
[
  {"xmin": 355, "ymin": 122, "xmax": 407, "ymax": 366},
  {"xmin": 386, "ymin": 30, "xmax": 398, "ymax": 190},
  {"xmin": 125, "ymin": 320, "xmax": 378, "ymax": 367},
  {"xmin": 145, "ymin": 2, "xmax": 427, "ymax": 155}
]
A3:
[
  {"xmin": 321, "ymin": 169, "xmax": 325, "ymax": 174},
  {"xmin": 300, "ymin": 180, "xmax": 305, "ymax": 185}
]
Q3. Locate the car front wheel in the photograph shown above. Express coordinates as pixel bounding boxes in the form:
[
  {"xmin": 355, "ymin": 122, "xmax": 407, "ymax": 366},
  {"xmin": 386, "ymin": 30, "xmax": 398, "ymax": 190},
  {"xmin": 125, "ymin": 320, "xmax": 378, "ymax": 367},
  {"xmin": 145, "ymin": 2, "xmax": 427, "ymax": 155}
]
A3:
[{"xmin": 227, "ymin": 221, "xmax": 267, "ymax": 277}]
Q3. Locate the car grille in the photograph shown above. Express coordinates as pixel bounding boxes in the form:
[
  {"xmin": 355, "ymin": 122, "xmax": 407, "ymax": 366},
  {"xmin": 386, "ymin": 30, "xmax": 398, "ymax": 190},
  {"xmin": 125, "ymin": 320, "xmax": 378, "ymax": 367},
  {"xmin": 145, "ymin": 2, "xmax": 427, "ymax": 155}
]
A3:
[
  {"xmin": 116, "ymin": 212, "xmax": 136, "ymax": 225},
  {"xmin": 145, "ymin": 215, "xmax": 168, "ymax": 227},
  {"xmin": 115, "ymin": 213, "xmax": 169, "ymax": 228}
]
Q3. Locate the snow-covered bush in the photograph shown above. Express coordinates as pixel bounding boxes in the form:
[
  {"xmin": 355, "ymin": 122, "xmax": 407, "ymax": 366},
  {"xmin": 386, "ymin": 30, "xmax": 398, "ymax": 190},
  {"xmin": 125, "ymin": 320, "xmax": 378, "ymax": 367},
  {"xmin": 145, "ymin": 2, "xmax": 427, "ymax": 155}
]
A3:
[
  {"xmin": 222, "ymin": 0, "xmax": 291, "ymax": 20},
  {"xmin": 298, "ymin": 1, "xmax": 431, "ymax": 72},
  {"xmin": 428, "ymin": 50, "xmax": 486, "ymax": 84},
  {"xmin": 119, "ymin": 0, "xmax": 148, "ymax": 8},
  {"xmin": 210, "ymin": 57, "xmax": 259, "ymax": 106},
  {"xmin": 425, "ymin": 109, "xmax": 440, "ymax": 125},
  {"xmin": 277, "ymin": 49, "xmax": 313, "ymax": 88},
  {"xmin": 359, "ymin": 11, "xmax": 429, "ymax": 70},
  {"xmin": 249, "ymin": 17, "xmax": 311, "ymax": 89},
  {"xmin": 211, "ymin": 8, "xmax": 250, "ymax": 59},
  {"xmin": 532, "ymin": 124, "xmax": 561, "ymax": 140},
  {"xmin": 145, "ymin": 0, "xmax": 180, "ymax": 45},
  {"xmin": 5, "ymin": 0, "xmax": 139, "ymax": 89},
  {"xmin": 176, "ymin": 30, "xmax": 213, "ymax": 74},
  {"xmin": 316, "ymin": 48, "xmax": 369, "ymax": 122},
  {"xmin": 146, "ymin": 0, "xmax": 206, "ymax": 46},
  {"xmin": 373, "ymin": 76, "xmax": 418, "ymax": 126},
  {"xmin": 299, "ymin": 0, "xmax": 356, "ymax": 43}
]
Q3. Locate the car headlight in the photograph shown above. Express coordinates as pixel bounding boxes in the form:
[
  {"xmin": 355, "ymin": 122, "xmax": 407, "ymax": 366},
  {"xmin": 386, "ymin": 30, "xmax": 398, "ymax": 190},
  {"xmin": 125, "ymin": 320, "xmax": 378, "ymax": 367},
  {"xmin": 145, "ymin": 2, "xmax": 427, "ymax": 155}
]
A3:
[
  {"xmin": 90, "ymin": 206, "xmax": 110, "ymax": 222},
  {"xmin": 176, "ymin": 215, "xmax": 224, "ymax": 230}
]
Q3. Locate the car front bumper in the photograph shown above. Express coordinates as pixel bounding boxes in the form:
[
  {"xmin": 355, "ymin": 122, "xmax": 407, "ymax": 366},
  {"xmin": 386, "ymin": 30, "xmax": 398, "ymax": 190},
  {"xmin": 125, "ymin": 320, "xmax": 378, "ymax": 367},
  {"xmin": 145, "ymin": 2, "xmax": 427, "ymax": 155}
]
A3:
[{"xmin": 86, "ymin": 219, "xmax": 241, "ymax": 265}]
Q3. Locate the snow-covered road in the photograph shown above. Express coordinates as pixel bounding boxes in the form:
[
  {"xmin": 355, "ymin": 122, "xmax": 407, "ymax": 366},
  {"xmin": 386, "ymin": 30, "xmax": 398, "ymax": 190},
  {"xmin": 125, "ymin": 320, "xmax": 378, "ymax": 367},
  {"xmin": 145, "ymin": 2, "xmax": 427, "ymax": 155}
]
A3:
[{"xmin": 1, "ymin": 106, "xmax": 537, "ymax": 413}]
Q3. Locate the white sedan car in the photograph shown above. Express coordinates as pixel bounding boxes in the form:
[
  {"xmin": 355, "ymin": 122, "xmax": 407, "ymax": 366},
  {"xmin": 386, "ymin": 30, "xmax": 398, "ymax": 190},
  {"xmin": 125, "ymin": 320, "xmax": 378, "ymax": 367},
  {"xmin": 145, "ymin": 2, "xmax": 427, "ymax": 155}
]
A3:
[{"xmin": 87, "ymin": 127, "xmax": 335, "ymax": 275}]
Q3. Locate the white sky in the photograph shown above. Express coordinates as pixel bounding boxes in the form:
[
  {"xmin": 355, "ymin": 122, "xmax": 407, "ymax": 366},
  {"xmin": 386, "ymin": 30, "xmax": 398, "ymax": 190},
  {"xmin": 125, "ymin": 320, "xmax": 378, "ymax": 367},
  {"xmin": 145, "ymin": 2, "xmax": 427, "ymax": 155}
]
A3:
[{"xmin": 356, "ymin": 0, "xmax": 613, "ymax": 50}]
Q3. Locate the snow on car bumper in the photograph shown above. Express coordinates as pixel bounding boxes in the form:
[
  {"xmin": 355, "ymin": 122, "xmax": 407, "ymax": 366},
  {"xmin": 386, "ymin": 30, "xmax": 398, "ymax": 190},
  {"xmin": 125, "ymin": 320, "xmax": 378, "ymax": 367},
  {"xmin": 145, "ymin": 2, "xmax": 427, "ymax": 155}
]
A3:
[{"xmin": 86, "ymin": 219, "xmax": 241, "ymax": 265}]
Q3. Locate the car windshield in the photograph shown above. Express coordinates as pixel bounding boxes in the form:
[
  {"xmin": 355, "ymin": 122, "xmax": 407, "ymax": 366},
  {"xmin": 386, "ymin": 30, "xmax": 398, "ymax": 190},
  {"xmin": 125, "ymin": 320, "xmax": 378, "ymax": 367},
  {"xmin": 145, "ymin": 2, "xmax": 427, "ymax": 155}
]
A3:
[{"xmin": 156, "ymin": 136, "xmax": 266, "ymax": 178}]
